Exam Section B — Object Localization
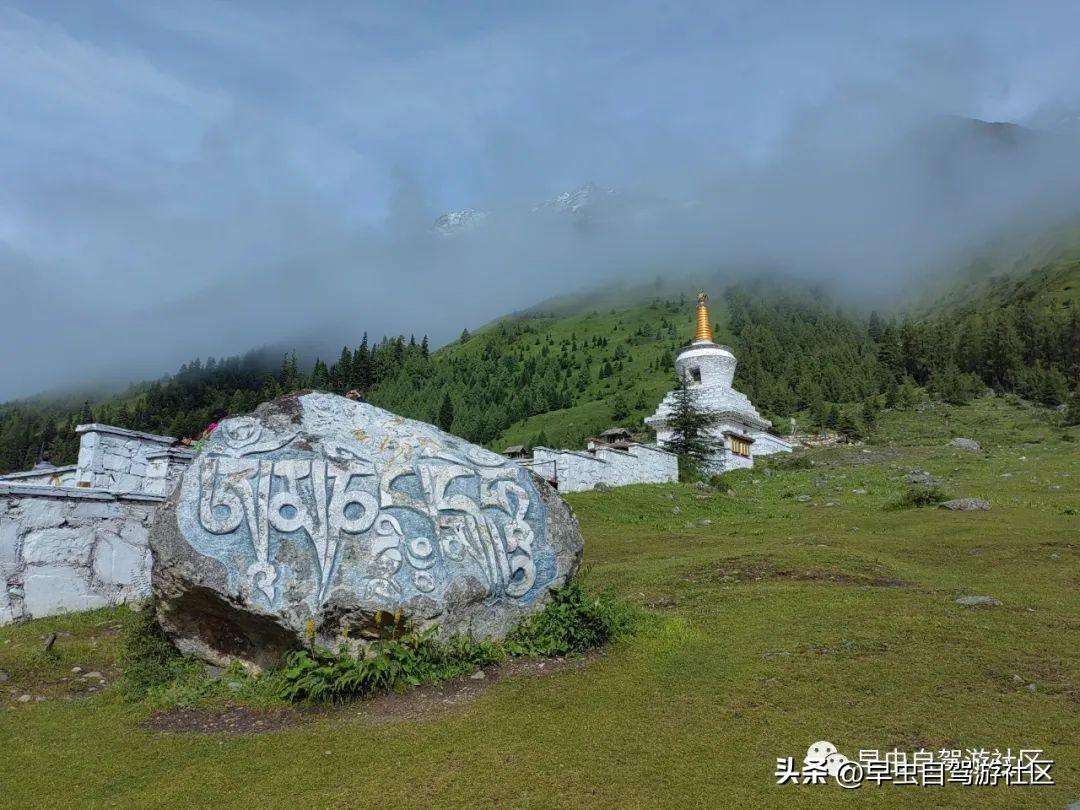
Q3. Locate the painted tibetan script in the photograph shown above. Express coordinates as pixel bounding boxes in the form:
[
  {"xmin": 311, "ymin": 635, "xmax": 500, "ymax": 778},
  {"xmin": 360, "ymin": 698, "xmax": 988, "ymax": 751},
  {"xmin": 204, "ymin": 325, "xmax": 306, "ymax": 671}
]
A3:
[{"xmin": 191, "ymin": 446, "xmax": 543, "ymax": 609}]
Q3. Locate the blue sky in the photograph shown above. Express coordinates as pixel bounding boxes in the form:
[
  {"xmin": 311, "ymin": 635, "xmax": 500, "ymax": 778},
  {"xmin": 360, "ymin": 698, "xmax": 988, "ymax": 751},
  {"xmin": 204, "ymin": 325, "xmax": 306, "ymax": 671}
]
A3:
[{"xmin": 3, "ymin": 1, "xmax": 1080, "ymax": 398}]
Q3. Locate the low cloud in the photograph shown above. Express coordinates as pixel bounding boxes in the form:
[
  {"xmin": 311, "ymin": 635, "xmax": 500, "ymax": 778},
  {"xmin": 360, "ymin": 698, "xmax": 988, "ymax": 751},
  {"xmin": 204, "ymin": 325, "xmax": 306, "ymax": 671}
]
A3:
[{"xmin": 2, "ymin": 1, "xmax": 1080, "ymax": 399}]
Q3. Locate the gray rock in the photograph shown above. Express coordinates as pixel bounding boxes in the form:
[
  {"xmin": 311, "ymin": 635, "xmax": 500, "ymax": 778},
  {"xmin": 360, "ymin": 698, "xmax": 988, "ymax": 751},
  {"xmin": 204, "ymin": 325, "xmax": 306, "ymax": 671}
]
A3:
[
  {"xmin": 17, "ymin": 694, "xmax": 30, "ymax": 703},
  {"xmin": 150, "ymin": 392, "xmax": 582, "ymax": 670},
  {"xmin": 940, "ymin": 498, "xmax": 991, "ymax": 511},
  {"xmin": 0, "ymin": 670, "xmax": 9, "ymax": 683},
  {"xmin": 1026, "ymin": 683, "xmax": 1037, "ymax": 693},
  {"xmin": 851, "ymin": 488, "xmax": 867, "ymax": 495},
  {"xmin": 469, "ymin": 670, "xmax": 486, "ymax": 680},
  {"xmin": 954, "ymin": 595, "xmax": 1001, "ymax": 607},
  {"xmin": 671, "ymin": 506, "xmax": 681, "ymax": 515},
  {"xmin": 948, "ymin": 438, "xmax": 981, "ymax": 452},
  {"xmin": 794, "ymin": 494, "xmax": 811, "ymax": 503}
]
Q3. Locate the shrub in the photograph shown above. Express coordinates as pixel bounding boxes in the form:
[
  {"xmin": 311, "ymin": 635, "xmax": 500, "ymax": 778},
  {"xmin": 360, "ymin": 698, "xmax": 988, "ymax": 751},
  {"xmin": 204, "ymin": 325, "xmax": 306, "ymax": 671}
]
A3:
[
  {"xmin": 504, "ymin": 580, "xmax": 636, "ymax": 657},
  {"xmin": 886, "ymin": 485, "xmax": 951, "ymax": 511}
]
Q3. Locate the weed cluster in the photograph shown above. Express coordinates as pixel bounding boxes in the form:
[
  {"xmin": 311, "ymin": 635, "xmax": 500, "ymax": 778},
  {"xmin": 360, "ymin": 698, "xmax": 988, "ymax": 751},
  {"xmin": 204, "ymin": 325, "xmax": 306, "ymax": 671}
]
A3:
[
  {"xmin": 122, "ymin": 580, "xmax": 637, "ymax": 706},
  {"xmin": 886, "ymin": 485, "xmax": 951, "ymax": 511}
]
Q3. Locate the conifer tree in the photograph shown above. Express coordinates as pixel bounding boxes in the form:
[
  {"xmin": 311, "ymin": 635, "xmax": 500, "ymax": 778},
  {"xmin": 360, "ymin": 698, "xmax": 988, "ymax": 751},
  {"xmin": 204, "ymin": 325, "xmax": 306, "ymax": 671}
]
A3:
[
  {"xmin": 661, "ymin": 374, "xmax": 720, "ymax": 468},
  {"xmin": 310, "ymin": 358, "xmax": 330, "ymax": 390},
  {"xmin": 437, "ymin": 393, "xmax": 454, "ymax": 432}
]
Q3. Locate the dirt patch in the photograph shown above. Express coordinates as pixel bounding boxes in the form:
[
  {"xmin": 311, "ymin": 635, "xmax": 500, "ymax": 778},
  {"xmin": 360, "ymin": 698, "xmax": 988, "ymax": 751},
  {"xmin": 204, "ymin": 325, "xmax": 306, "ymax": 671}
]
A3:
[
  {"xmin": 145, "ymin": 705, "xmax": 308, "ymax": 735},
  {"xmin": 684, "ymin": 557, "xmax": 909, "ymax": 589},
  {"xmin": 141, "ymin": 653, "xmax": 599, "ymax": 735},
  {"xmin": 359, "ymin": 653, "xmax": 597, "ymax": 726}
]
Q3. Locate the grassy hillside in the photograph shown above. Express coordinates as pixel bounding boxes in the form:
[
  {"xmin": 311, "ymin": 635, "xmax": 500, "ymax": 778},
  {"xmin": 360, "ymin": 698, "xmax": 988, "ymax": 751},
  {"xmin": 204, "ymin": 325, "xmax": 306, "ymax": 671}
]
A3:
[
  {"xmin": 2, "ymin": 396, "xmax": 1076, "ymax": 807},
  {"xmin": 374, "ymin": 297, "xmax": 706, "ymax": 452},
  {"xmin": 3, "ymin": 225, "xmax": 1079, "ymax": 474}
]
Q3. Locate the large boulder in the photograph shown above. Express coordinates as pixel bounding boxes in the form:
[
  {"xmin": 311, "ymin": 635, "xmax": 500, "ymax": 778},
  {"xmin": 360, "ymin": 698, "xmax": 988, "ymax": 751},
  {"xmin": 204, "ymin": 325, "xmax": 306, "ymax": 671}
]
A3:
[{"xmin": 149, "ymin": 392, "xmax": 582, "ymax": 670}]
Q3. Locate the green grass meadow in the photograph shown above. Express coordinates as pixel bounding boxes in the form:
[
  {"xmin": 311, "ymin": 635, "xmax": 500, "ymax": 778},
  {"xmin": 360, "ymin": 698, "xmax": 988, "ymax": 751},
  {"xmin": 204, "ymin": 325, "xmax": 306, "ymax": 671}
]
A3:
[{"xmin": 0, "ymin": 397, "xmax": 1076, "ymax": 808}]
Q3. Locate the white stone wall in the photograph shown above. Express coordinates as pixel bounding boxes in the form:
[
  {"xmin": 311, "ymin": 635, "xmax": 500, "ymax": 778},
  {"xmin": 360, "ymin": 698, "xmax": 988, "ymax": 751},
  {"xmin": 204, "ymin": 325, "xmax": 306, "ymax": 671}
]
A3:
[
  {"xmin": 750, "ymin": 431, "xmax": 794, "ymax": 456},
  {"xmin": 528, "ymin": 444, "xmax": 677, "ymax": 493},
  {"xmin": 0, "ymin": 465, "xmax": 77, "ymax": 487},
  {"xmin": 143, "ymin": 448, "xmax": 196, "ymax": 498},
  {"xmin": 0, "ymin": 484, "xmax": 161, "ymax": 624},
  {"xmin": 74, "ymin": 424, "xmax": 176, "ymax": 493}
]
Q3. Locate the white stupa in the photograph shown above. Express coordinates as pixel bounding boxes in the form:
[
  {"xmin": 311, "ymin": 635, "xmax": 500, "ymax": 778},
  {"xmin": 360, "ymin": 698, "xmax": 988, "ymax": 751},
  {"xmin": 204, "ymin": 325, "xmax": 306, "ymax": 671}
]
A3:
[{"xmin": 645, "ymin": 292, "xmax": 793, "ymax": 473}]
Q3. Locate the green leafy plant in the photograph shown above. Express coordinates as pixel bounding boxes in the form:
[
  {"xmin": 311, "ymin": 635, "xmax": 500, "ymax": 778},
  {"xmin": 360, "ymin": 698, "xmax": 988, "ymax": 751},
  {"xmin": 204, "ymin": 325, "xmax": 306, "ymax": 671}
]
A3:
[
  {"xmin": 277, "ymin": 630, "xmax": 501, "ymax": 703},
  {"xmin": 122, "ymin": 580, "xmax": 638, "ymax": 706},
  {"xmin": 504, "ymin": 580, "xmax": 637, "ymax": 657}
]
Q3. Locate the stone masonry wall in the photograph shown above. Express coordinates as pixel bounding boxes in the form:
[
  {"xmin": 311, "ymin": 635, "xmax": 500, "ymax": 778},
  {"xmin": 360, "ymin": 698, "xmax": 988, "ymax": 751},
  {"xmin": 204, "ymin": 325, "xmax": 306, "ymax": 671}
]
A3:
[
  {"xmin": 529, "ymin": 444, "xmax": 678, "ymax": 493},
  {"xmin": 74, "ymin": 424, "xmax": 176, "ymax": 492},
  {"xmin": 0, "ymin": 465, "xmax": 77, "ymax": 487},
  {"xmin": 0, "ymin": 484, "xmax": 162, "ymax": 624}
]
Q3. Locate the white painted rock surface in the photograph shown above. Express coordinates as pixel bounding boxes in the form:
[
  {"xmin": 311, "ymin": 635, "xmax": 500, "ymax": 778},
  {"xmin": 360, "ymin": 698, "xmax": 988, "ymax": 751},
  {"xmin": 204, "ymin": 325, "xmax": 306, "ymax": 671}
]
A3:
[{"xmin": 150, "ymin": 392, "xmax": 582, "ymax": 669}]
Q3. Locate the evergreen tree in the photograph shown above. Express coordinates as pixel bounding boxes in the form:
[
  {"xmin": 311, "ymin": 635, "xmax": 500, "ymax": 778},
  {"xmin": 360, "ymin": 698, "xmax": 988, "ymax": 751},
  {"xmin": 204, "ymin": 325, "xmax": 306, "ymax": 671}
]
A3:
[
  {"xmin": 661, "ymin": 375, "xmax": 720, "ymax": 468},
  {"xmin": 437, "ymin": 393, "xmax": 454, "ymax": 432},
  {"xmin": 310, "ymin": 358, "xmax": 330, "ymax": 390}
]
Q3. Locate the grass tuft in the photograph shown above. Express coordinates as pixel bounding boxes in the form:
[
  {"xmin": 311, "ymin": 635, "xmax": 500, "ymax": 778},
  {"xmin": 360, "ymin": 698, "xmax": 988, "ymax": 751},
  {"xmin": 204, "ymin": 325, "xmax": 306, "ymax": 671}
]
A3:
[{"xmin": 885, "ymin": 485, "xmax": 951, "ymax": 511}]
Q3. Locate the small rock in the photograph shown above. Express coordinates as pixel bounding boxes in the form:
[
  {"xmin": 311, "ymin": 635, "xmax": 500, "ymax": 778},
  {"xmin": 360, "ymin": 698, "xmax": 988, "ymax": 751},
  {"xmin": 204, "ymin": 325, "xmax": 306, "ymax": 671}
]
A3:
[
  {"xmin": 17, "ymin": 694, "xmax": 31, "ymax": 703},
  {"xmin": 470, "ymin": 670, "xmax": 486, "ymax": 680},
  {"xmin": 71, "ymin": 667, "xmax": 83, "ymax": 674},
  {"xmin": 671, "ymin": 506, "xmax": 681, "ymax": 515},
  {"xmin": 948, "ymin": 438, "xmax": 981, "ymax": 452},
  {"xmin": 954, "ymin": 595, "xmax": 1001, "ymax": 607},
  {"xmin": 1011, "ymin": 674, "xmax": 1023, "ymax": 684},
  {"xmin": 851, "ymin": 488, "xmax": 867, "ymax": 495},
  {"xmin": 82, "ymin": 671, "xmax": 104, "ymax": 680},
  {"xmin": 824, "ymin": 501, "xmax": 839, "ymax": 507},
  {"xmin": 1026, "ymin": 683, "xmax": 1036, "ymax": 693},
  {"xmin": 34, "ymin": 696, "xmax": 46, "ymax": 703},
  {"xmin": 0, "ymin": 670, "xmax": 9, "ymax": 684},
  {"xmin": 795, "ymin": 494, "xmax": 811, "ymax": 503},
  {"xmin": 940, "ymin": 498, "xmax": 990, "ymax": 511},
  {"xmin": 698, "ymin": 519, "xmax": 713, "ymax": 526},
  {"xmin": 227, "ymin": 681, "xmax": 242, "ymax": 691},
  {"xmin": 692, "ymin": 481, "xmax": 709, "ymax": 491},
  {"xmin": 726, "ymin": 489, "xmax": 736, "ymax": 497}
]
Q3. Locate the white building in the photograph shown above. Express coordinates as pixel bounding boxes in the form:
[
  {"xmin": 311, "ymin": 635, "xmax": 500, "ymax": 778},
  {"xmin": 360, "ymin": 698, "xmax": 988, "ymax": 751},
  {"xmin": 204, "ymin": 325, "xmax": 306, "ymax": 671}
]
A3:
[
  {"xmin": 646, "ymin": 292, "xmax": 793, "ymax": 473},
  {"xmin": 0, "ymin": 425, "xmax": 194, "ymax": 624}
]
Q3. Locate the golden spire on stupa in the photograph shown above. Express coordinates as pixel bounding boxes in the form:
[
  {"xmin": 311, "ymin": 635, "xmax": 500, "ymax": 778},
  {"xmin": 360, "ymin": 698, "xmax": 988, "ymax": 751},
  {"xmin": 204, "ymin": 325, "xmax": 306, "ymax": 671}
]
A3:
[{"xmin": 693, "ymin": 291, "xmax": 714, "ymax": 343}]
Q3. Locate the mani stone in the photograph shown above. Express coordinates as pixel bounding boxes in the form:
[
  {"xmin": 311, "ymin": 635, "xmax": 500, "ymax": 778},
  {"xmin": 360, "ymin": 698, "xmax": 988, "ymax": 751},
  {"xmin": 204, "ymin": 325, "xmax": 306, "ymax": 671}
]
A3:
[
  {"xmin": 149, "ymin": 392, "xmax": 582, "ymax": 670},
  {"xmin": 948, "ymin": 438, "xmax": 981, "ymax": 452},
  {"xmin": 939, "ymin": 498, "xmax": 991, "ymax": 511}
]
